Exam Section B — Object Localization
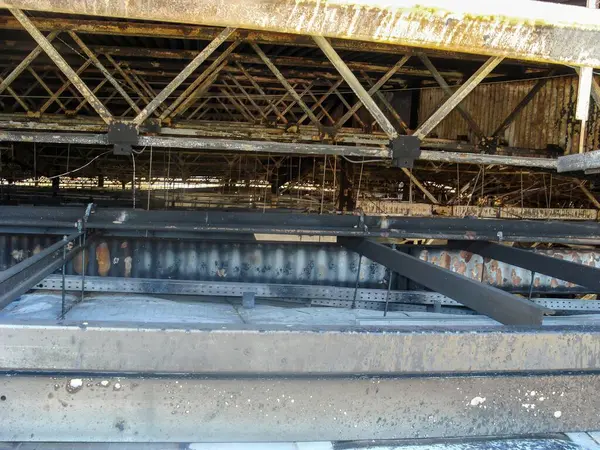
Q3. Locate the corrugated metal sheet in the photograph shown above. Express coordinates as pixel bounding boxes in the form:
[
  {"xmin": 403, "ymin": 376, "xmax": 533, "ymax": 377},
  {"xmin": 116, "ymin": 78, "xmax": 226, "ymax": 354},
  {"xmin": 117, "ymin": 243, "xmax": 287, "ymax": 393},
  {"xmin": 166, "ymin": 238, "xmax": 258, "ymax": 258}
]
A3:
[
  {"xmin": 0, "ymin": 235, "xmax": 387, "ymax": 289},
  {"xmin": 418, "ymin": 75, "xmax": 600, "ymax": 154},
  {"xmin": 417, "ymin": 248, "xmax": 600, "ymax": 292},
  {"xmin": 0, "ymin": 234, "xmax": 597, "ymax": 293}
]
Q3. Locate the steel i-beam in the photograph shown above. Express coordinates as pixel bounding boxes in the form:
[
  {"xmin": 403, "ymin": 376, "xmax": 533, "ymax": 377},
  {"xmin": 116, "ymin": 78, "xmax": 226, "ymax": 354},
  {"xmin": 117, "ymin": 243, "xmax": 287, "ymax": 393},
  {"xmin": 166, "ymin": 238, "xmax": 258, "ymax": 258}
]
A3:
[{"xmin": 339, "ymin": 237, "xmax": 548, "ymax": 325}]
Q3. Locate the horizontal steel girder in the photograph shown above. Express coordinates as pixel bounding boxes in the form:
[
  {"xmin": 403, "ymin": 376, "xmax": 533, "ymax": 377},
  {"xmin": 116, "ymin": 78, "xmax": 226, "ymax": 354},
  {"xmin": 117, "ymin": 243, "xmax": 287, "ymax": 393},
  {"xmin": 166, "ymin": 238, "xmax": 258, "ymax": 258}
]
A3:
[
  {"xmin": 1, "ymin": 0, "xmax": 600, "ymax": 66},
  {"xmin": 0, "ymin": 373, "xmax": 598, "ymax": 441},
  {"xmin": 0, "ymin": 131, "xmax": 391, "ymax": 158},
  {"xmin": 339, "ymin": 237, "xmax": 547, "ymax": 325},
  {"xmin": 0, "ymin": 131, "xmax": 559, "ymax": 169},
  {"xmin": 35, "ymin": 275, "xmax": 600, "ymax": 311},
  {"xmin": 2, "ymin": 206, "xmax": 600, "ymax": 244}
]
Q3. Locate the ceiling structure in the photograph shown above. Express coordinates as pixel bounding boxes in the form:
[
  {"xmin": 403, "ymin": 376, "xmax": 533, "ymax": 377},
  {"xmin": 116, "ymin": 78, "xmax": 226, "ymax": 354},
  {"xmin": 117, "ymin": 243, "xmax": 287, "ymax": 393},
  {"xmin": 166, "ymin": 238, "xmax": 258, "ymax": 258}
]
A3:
[{"xmin": 0, "ymin": 1, "xmax": 597, "ymax": 215}]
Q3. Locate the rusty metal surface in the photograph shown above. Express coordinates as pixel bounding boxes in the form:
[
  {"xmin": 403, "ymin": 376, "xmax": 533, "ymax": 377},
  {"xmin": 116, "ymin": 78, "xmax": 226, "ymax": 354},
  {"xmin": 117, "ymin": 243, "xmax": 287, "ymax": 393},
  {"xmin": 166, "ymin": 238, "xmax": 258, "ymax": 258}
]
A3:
[
  {"xmin": 417, "ymin": 247, "xmax": 600, "ymax": 292},
  {"xmin": 0, "ymin": 234, "xmax": 597, "ymax": 293},
  {"xmin": 2, "ymin": 0, "xmax": 600, "ymax": 66},
  {"xmin": 358, "ymin": 201, "xmax": 599, "ymax": 221},
  {"xmin": 0, "ymin": 235, "xmax": 387, "ymax": 288},
  {"xmin": 419, "ymin": 75, "xmax": 600, "ymax": 154}
]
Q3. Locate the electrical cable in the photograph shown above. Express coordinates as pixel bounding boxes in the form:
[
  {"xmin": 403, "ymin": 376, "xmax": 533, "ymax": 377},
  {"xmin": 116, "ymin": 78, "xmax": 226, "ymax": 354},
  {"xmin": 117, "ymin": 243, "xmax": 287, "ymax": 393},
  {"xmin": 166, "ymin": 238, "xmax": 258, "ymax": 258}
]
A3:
[
  {"xmin": 47, "ymin": 150, "xmax": 112, "ymax": 179},
  {"xmin": 342, "ymin": 155, "xmax": 384, "ymax": 164},
  {"xmin": 132, "ymin": 152, "xmax": 136, "ymax": 209}
]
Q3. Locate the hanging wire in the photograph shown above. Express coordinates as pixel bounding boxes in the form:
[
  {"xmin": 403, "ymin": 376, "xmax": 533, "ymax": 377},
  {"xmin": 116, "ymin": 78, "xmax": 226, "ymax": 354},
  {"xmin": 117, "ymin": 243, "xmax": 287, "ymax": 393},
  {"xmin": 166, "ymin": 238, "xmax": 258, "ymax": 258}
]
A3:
[
  {"xmin": 48, "ymin": 150, "xmax": 112, "ymax": 180},
  {"xmin": 147, "ymin": 146, "xmax": 153, "ymax": 210},
  {"xmin": 131, "ymin": 153, "xmax": 136, "ymax": 209},
  {"xmin": 263, "ymin": 155, "xmax": 270, "ymax": 213},
  {"xmin": 320, "ymin": 155, "xmax": 327, "ymax": 214},
  {"xmin": 356, "ymin": 157, "xmax": 366, "ymax": 204},
  {"xmin": 342, "ymin": 155, "xmax": 384, "ymax": 164}
]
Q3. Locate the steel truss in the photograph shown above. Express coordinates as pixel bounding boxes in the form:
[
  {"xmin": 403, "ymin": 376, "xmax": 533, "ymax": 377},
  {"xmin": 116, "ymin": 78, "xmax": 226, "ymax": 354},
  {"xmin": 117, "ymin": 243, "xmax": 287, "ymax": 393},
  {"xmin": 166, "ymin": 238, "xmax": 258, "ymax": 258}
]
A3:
[
  {"xmin": 0, "ymin": 7, "xmax": 586, "ymax": 164},
  {"xmin": 0, "ymin": 6, "xmax": 597, "ymax": 213}
]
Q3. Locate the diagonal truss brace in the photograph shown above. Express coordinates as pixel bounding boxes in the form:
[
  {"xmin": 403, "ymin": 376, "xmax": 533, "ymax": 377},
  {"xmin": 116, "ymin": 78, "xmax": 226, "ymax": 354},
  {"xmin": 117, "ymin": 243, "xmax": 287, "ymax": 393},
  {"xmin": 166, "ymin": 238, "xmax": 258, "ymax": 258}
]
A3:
[
  {"xmin": 414, "ymin": 56, "xmax": 504, "ymax": 139},
  {"xmin": 10, "ymin": 8, "xmax": 113, "ymax": 124},
  {"xmin": 0, "ymin": 30, "xmax": 58, "ymax": 97},
  {"xmin": 339, "ymin": 237, "xmax": 547, "ymax": 326},
  {"xmin": 251, "ymin": 42, "xmax": 321, "ymax": 128},
  {"xmin": 68, "ymin": 31, "xmax": 140, "ymax": 114},
  {"xmin": 132, "ymin": 27, "xmax": 236, "ymax": 126},
  {"xmin": 313, "ymin": 35, "xmax": 398, "ymax": 139},
  {"xmin": 418, "ymin": 53, "xmax": 485, "ymax": 141}
]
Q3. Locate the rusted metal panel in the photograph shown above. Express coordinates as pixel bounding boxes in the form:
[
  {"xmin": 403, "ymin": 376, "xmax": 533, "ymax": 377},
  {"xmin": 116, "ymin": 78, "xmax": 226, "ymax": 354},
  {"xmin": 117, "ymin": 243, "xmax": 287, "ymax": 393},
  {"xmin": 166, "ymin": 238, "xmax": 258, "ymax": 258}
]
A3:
[
  {"xmin": 418, "ymin": 75, "xmax": 600, "ymax": 154},
  {"xmin": 417, "ymin": 248, "xmax": 600, "ymax": 292},
  {"xmin": 358, "ymin": 200, "xmax": 599, "ymax": 220},
  {"xmin": 2, "ymin": 0, "xmax": 600, "ymax": 66},
  {"xmin": 358, "ymin": 201, "xmax": 434, "ymax": 216},
  {"xmin": 0, "ymin": 234, "xmax": 597, "ymax": 293},
  {"xmin": 0, "ymin": 236, "xmax": 387, "ymax": 288}
]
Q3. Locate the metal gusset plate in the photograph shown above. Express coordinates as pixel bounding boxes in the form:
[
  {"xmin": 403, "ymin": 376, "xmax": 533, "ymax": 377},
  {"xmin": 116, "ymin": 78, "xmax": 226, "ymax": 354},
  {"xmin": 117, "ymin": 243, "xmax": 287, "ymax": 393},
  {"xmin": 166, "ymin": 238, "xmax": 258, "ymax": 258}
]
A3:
[
  {"xmin": 450, "ymin": 240, "xmax": 600, "ymax": 292},
  {"xmin": 339, "ymin": 237, "xmax": 549, "ymax": 326}
]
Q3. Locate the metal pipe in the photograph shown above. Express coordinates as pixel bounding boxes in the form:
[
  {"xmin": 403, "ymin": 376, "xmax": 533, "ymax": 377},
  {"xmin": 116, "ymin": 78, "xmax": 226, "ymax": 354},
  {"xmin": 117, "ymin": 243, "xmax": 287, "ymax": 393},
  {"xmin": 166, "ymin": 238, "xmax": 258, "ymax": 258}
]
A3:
[{"xmin": 420, "ymin": 149, "xmax": 557, "ymax": 169}]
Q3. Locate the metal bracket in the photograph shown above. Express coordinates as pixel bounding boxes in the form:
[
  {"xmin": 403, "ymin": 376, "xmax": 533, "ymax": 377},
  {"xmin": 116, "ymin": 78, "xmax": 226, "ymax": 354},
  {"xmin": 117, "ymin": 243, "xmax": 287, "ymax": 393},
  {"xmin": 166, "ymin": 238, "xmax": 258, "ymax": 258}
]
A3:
[
  {"xmin": 389, "ymin": 135, "xmax": 421, "ymax": 168},
  {"xmin": 144, "ymin": 118, "xmax": 161, "ymax": 134},
  {"xmin": 480, "ymin": 137, "xmax": 498, "ymax": 155},
  {"xmin": 107, "ymin": 122, "xmax": 138, "ymax": 155}
]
